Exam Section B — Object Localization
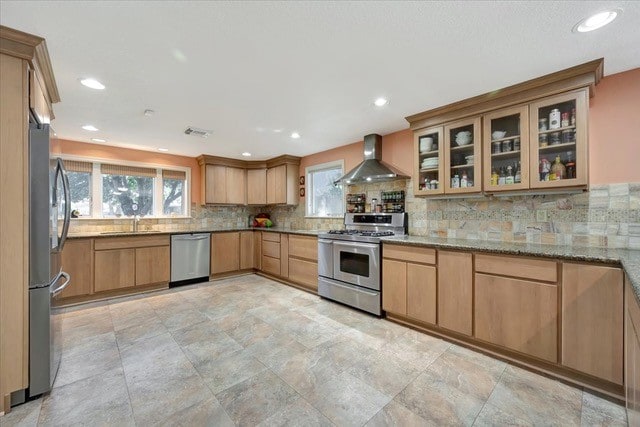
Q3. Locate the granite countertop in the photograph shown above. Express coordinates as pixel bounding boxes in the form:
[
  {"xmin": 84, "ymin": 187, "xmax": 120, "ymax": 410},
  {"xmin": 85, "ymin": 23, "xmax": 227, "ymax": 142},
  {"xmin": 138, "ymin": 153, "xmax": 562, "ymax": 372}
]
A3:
[
  {"xmin": 381, "ymin": 235, "xmax": 640, "ymax": 299},
  {"xmin": 66, "ymin": 227, "xmax": 321, "ymax": 239}
]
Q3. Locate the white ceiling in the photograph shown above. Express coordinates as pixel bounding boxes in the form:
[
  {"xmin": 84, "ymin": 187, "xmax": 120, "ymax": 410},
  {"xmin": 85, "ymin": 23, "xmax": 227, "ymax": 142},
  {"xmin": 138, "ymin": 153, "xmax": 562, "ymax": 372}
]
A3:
[{"xmin": 2, "ymin": 1, "xmax": 639, "ymax": 160}]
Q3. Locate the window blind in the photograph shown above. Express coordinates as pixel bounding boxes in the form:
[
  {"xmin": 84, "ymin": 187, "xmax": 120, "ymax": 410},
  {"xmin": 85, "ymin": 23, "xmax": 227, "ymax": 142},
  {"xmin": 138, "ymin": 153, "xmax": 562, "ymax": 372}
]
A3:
[
  {"xmin": 64, "ymin": 160, "xmax": 93, "ymax": 173},
  {"xmin": 162, "ymin": 169, "xmax": 186, "ymax": 180},
  {"xmin": 101, "ymin": 164, "xmax": 157, "ymax": 177}
]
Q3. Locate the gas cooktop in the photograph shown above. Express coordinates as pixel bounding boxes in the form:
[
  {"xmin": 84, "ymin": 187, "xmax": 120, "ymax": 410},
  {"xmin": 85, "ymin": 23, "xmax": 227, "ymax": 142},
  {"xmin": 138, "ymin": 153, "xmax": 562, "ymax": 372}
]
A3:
[{"xmin": 326, "ymin": 229, "xmax": 395, "ymax": 238}]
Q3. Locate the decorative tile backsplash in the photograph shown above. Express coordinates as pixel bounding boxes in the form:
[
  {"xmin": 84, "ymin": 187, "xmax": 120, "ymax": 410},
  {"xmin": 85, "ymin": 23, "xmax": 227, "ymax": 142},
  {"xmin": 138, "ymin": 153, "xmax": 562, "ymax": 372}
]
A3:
[{"xmin": 70, "ymin": 182, "xmax": 639, "ymax": 250}]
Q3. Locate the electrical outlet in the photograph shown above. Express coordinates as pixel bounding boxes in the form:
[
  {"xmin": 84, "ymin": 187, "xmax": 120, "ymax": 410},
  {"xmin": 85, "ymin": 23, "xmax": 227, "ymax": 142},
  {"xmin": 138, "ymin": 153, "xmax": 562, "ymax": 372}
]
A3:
[{"xmin": 536, "ymin": 210, "xmax": 548, "ymax": 222}]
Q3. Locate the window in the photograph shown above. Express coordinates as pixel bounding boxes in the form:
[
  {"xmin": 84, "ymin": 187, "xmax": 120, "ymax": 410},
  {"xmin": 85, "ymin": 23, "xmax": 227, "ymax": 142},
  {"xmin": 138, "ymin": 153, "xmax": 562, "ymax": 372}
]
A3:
[
  {"xmin": 101, "ymin": 164, "xmax": 156, "ymax": 217},
  {"xmin": 65, "ymin": 160, "xmax": 92, "ymax": 217},
  {"xmin": 306, "ymin": 160, "xmax": 344, "ymax": 217},
  {"xmin": 61, "ymin": 157, "xmax": 190, "ymax": 218},
  {"xmin": 162, "ymin": 170, "xmax": 186, "ymax": 216}
]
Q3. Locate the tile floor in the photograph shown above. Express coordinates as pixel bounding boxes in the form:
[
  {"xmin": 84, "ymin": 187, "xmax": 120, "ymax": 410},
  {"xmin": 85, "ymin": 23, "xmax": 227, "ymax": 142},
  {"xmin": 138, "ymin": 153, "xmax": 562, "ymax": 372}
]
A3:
[{"xmin": 2, "ymin": 274, "xmax": 629, "ymax": 426}]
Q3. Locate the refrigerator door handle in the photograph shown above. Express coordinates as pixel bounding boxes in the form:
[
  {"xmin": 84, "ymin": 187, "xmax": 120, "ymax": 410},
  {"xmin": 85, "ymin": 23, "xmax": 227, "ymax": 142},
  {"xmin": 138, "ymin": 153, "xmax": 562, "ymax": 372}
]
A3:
[
  {"xmin": 57, "ymin": 158, "xmax": 71, "ymax": 251},
  {"xmin": 51, "ymin": 271, "xmax": 71, "ymax": 297}
]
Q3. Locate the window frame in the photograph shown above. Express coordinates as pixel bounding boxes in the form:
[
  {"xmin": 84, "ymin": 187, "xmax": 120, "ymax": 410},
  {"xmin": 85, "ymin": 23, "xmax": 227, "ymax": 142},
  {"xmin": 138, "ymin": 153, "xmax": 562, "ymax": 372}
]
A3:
[
  {"xmin": 59, "ymin": 154, "xmax": 191, "ymax": 219},
  {"xmin": 305, "ymin": 159, "xmax": 345, "ymax": 218}
]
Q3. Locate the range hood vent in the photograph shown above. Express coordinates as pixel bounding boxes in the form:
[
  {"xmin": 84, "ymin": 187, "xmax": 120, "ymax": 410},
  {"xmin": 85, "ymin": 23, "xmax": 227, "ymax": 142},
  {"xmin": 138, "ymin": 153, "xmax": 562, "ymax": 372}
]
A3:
[
  {"xmin": 184, "ymin": 126, "xmax": 212, "ymax": 138},
  {"xmin": 334, "ymin": 134, "xmax": 410, "ymax": 185}
]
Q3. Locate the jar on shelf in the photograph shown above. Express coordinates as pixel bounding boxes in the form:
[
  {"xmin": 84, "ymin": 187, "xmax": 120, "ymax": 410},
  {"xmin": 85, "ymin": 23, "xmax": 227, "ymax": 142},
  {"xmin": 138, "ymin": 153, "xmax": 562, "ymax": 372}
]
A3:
[
  {"xmin": 502, "ymin": 139, "xmax": 512, "ymax": 152},
  {"xmin": 562, "ymin": 129, "xmax": 575, "ymax": 143},
  {"xmin": 492, "ymin": 141, "xmax": 501, "ymax": 154},
  {"xmin": 539, "ymin": 133, "xmax": 548, "ymax": 147},
  {"xmin": 549, "ymin": 132, "xmax": 561, "ymax": 145},
  {"xmin": 513, "ymin": 137, "xmax": 521, "ymax": 151},
  {"xmin": 549, "ymin": 108, "xmax": 561, "ymax": 129},
  {"xmin": 539, "ymin": 118, "xmax": 548, "ymax": 131}
]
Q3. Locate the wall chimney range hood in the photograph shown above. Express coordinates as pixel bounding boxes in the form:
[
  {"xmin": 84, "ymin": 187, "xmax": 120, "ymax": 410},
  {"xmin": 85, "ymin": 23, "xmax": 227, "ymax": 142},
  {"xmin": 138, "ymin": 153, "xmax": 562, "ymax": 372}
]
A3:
[{"xmin": 334, "ymin": 134, "xmax": 410, "ymax": 185}]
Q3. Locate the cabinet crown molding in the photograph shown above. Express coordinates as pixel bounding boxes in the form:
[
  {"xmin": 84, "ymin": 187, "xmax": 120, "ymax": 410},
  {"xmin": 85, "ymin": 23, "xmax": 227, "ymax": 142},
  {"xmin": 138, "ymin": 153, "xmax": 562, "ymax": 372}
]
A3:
[
  {"xmin": 197, "ymin": 153, "xmax": 300, "ymax": 169},
  {"xmin": 406, "ymin": 58, "xmax": 603, "ymax": 130},
  {"xmin": 0, "ymin": 25, "xmax": 60, "ymax": 105}
]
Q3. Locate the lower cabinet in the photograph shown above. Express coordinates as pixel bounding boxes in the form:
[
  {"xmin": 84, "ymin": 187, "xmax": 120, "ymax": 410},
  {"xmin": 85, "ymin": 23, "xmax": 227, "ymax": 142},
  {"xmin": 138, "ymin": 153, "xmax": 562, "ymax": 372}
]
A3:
[
  {"xmin": 211, "ymin": 232, "xmax": 240, "ymax": 274},
  {"xmin": 382, "ymin": 244, "xmax": 437, "ymax": 325},
  {"xmin": 261, "ymin": 232, "xmax": 282, "ymax": 276},
  {"xmin": 287, "ymin": 235, "xmax": 318, "ymax": 290},
  {"xmin": 562, "ymin": 263, "xmax": 623, "ymax": 384},
  {"xmin": 475, "ymin": 273, "xmax": 558, "ymax": 362},
  {"xmin": 626, "ymin": 277, "xmax": 640, "ymax": 425},
  {"xmin": 437, "ymin": 251, "xmax": 473, "ymax": 336},
  {"xmin": 240, "ymin": 231, "xmax": 254, "ymax": 270},
  {"xmin": 60, "ymin": 239, "xmax": 94, "ymax": 298},
  {"xmin": 94, "ymin": 249, "xmax": 136, "ymax": 293},
  {"xmin": 135, "ymin": 246, "xmax": 170, "ymax": 286}
]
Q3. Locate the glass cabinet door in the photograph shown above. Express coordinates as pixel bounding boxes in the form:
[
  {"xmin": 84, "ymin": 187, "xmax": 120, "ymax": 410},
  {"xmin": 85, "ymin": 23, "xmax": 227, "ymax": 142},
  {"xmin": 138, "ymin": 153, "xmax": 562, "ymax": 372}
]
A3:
[
  {"xmin": 414, "ymin": 126, "xmax": 444, "ymax": 195},
  {"xmin": 482, "ymin": 105, "xmax": 529, "ymax": 192},
  {"xmin": 444, "ymin": 117, "xmax": 481, "ymax": 194},
  {"xmin": 529, "ymin": 89, "xmax": 588, "ymax": 189}
]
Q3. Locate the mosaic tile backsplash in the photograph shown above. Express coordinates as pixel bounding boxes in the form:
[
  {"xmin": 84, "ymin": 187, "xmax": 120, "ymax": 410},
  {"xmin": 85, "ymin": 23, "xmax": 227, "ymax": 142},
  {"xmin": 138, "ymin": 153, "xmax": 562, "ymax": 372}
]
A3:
[{"xmin": 70, "ymin": 182, "xmax": 639, "ymax": 250}]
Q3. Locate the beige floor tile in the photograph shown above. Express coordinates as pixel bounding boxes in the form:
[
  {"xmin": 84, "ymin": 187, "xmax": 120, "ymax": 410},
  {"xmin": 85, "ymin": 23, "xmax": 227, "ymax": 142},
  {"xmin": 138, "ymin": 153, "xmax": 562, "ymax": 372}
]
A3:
[
  {"xmin": 0, "ymin": 397, "xmax": 42, "ymax": 427},
  {"xmin": 156, "ymin": 396, "xmax": 234, "ymax": 427},
  {"xmin": 485, "ymin": 365, "xmax": 583, "ymax": 426},
  {"xmin": 581, "ymin": 391, "xmax": 627, "ymax": 426},
  {"xmin": 396, "ymin": 369, "xmax": 486, "ymax": 425},
  {"xmin": 347, "ymin": 349, "xmax": 423, "ymax": 397},
  {"xmin": 54, "ymin": 341, "xmax": 121, "ymax": 389},
  {"xmin": 114, "ymin": 315, "xmax": 168, "ymax": 349},
  {"xmin": 198, "ymin": 349, "xmax": 268, "ymax": 394},
  {"xmin": 216, "ymin": 370, "xmax": 300, "ymax": 425},
  {"xmin": 472, "ymin": 402, "xmax": 533, "ymax": 426},
  {"xmin": 257, "ymin": 396, "xmax": 333, "ymax": 427},
  {"xmin": 38, "ymin": 367, "xmax": 134, "ymax": 426},
  {"xmin": 302, "ymin": 372, "xmax": 391, "ymax": 427},
  {"xmin": 364, "ymin": 400, "xmax": 429, "ymax": 427},
  {"xmin": 381, "ymin": 329, "xmax": 451, "ymax": 370}
]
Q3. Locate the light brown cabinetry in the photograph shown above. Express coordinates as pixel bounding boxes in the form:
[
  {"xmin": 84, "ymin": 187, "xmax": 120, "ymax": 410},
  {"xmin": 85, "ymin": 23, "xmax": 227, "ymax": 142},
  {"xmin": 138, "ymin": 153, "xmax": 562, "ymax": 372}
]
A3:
[
  {"xmin": 280, "ymin": 234, "xmax": 289, "ymax": 278},
  {"xmin": 407, "ymin": 60, "xmax": 602, "ymax": 198},
  {"xmin": 626, "ymin": 278, "xmax": 640, "ymax": 425},
  {"xmin": 482, "ymin": 104, "xmax": 530, "ymax": 192},
  {"xmin": 94, "ymin": 249, "xmax": 136, "ymax": 292},
  {"xmin": 60, "ymin": 239, "xmax": 94, "ymax": 298},
  {"xmin": 475, "ymin": 273, "xmax": 558, "ymax": 362},
  {"xmin": 1, "ymin": 27, "xmax": 61, "ymax": 411},
  {"xmin": 240, "ymin": 231, "xmax": 254, "ymax": 270},
  {"xmin": 211, "ymin": 232, "xmax": 240, "ymax": 274},
  {"xmin": 93, "ymin": 235, "xmax": 170, "ymax": 293},
  {"xmin": 253, "ymin": 231, "xmax": 262, "ymax": 270},
  {"xmin": 562, "ymin": 263, "xmax": 623, "ymax": 384},
  {"xmin": 261, "ymin": 232, "xmax": 281, "ymax": 276},
  {"xmin": 437, "ymin": 250, "xmax": 473, "ymax": 335},
  {"xmin": 382, "ymin": 244, "xmax": 437, "ymax": 325},
  {"xmin": 287, "ymin": 235, "xmax": 318, "ymax": 291},
  {"xmin": 266, "ymin": 163, "xmax": 298, "ymax": 205},
  {"xmin": 247, "ymin": 168, "xmax": 267, "ymax": 205},
  {"xmin": 135, "ymin": 246, "xmax": 170, "ymax": 286},
  {"xmin": 201, "ymin": 164, "xmax": 247, "ymax": 205}
]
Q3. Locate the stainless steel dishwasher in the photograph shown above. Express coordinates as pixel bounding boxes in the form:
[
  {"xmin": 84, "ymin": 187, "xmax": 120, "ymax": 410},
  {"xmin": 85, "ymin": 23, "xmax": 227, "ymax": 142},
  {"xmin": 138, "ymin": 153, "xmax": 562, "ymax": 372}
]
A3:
[{"xmin": 170, "ymin": 233, "xmax": 211, "ymax": 287}]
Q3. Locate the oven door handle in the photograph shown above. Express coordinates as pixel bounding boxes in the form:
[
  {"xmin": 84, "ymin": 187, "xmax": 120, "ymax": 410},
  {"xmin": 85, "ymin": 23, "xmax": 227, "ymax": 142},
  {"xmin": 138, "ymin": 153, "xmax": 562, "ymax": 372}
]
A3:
[
  {"xmin": 327, "ymin": 279, "xmax": 379, "ymax": 297},
  {"xmin": 332, "ymin": 241, "xmax": 379, "ymax": 250},
  {"xmin": 318, "ymin": 239, "xmax": 334, "ymax": 244}
]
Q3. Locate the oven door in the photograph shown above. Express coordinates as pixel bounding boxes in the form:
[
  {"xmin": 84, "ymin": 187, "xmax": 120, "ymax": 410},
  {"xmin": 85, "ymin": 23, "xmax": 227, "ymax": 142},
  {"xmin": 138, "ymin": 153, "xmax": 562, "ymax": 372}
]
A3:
[{"xmin": 332, "ymin": 241, "xmax": 380, "ymax": 290}]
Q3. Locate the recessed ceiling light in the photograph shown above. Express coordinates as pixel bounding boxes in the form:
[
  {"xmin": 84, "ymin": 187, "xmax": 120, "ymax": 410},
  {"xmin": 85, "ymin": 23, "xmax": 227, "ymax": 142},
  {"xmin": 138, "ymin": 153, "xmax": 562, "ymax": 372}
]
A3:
[
  {"xmin": 82, "ymin": 124, "xmax": 99, "ymax": 131},
  {"xmin": 144, "ymin": 109, "xmax": 155, "ymax": 117},
  {"xmin": 158, "ymin": 148, "xmax": 169, "ymax": 152},
  {"xmin": 273, "ymin": 129, "xmax": 282, "ymax": 133},
  {"xmin": 573, "ymin": 9, "xmax": 621, "ymax": 33},
  {"xmin": 91, "ymin": 138, "xmax": 107, "ymax": 143},
  {"xmin": 79, "ymin": 78, "xmax": 105, "ymax": 90},
  {"xmin": 291, "ymin": 132, "xmax": 301, "ymax": 139},
  {"xmin": 374, "ymin": 97, "xmax": 389, "ymax": 107},
  {"xmin": 241, "ymin": 152, "xmax": 252, "ymax": 157}
]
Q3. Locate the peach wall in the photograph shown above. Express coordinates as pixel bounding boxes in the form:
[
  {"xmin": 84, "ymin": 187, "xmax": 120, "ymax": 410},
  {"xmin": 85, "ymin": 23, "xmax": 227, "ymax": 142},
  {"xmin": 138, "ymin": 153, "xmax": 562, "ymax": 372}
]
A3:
[
  {"xmin": 589, "ymin": 68, "xmax": 640, "ymax": 185},
  {"xmin": 52, "ymin": 139, "xmax": 202, "ymax": 204}
]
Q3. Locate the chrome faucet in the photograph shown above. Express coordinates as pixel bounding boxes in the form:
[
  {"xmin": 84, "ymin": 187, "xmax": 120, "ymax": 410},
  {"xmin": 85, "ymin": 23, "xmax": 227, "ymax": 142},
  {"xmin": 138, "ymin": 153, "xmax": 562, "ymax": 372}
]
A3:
[{"xmin": 133, "ymin": 215, "xmax": 140, "ymax": 232}]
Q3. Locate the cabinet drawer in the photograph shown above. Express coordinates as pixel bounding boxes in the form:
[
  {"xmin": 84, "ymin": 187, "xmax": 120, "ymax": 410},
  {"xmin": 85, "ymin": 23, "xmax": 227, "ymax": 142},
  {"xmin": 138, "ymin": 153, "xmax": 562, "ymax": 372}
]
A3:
[
  {"xmin": 288, "ymin": 235, "xmax": 317, "ymax": 260},
  {"xmin": 475, "ymin": 273, "xmax": 558, "ymax": 362},
  {"xmin": 94, "ymin": 249, "xmax": 135, "ymax": 292},
  {"xmin": 94, "ymin": 235, "xmax": 170, "ymax": 250},
  {"xmin": 475, "ymin": 253, "xmax": 557, "ymax": 283},
  {"xmin": 262, "ymin": 240, "xmax": 280, "ymax": 259},
  {"xmin": 288, "ymin": 258, "xmax": 318, "ymax": 290},
  {"xmin": 262, "ymin": 232, "xmax": 280, "ymax": 243},
  {"xmin": 262, "ymin": 255, "xmax": 281, "ymax": 276},
  {"xmin": 383, "ymin": 244, "xmax": 436, "ymax": 265}
]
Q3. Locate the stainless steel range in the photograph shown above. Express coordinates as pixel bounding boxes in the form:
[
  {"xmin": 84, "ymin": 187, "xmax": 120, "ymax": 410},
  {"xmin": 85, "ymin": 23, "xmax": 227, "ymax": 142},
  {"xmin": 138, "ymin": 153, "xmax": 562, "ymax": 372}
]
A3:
[{"xmin": 318, "ymin": 212, "xmax": 407, "ymax": 316}]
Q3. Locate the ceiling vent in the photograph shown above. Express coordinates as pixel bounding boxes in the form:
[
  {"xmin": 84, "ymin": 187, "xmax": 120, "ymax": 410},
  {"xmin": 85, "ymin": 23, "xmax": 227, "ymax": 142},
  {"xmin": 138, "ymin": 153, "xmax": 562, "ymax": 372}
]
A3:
[{"xmin": 184, "ymin": 126, "xmax": 212, "ymax": 138}]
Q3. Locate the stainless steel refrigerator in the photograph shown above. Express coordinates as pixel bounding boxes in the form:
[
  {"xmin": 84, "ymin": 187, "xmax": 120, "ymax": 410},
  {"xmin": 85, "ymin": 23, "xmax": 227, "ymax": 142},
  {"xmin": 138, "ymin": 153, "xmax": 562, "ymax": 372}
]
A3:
[{"xmin": 13, "ymin": 122, "xmax": 71, "ymax": 404}]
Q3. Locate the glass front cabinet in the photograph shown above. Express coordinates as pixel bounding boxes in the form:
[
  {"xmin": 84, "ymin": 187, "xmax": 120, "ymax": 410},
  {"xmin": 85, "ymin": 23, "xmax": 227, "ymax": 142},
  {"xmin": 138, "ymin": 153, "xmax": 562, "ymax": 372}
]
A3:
[
  {"xmin": 482, "ymin": 105, "xmax": 530, "ymax": 192},
  {"xmin": 529, "ymin": 89, "xmax": 588, "ymax": 189},
  {"xmin": 443, "ymin": 117, "xmax": 482, "ymax": 194},
  {"xmin": 414, "ymin": 126, "xmax": 444, "ymax": 195}
]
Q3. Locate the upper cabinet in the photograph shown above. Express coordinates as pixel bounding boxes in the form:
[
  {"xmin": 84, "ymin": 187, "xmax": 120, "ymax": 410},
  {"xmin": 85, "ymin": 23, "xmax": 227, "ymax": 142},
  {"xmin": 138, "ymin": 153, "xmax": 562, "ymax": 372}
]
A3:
[
  {"xmin": 407, "ymin": 59, "xmax": 602, "ymax": 198},
  {"xmin": 197, "ymin": 154, "xmax": 300, "ymax": 206}
]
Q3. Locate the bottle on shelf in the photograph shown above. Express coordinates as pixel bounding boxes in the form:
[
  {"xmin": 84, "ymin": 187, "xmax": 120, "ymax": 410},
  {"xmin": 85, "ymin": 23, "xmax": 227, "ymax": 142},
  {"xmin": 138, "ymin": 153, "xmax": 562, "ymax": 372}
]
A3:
[
  {"xmin": 498, "ymin": 167, "xmax": 506, "ymax": 185},
  {"xmin": 452, "ymin": 174, "xmax": 460, "ymax": 188},
  {"xmin": 460, "ymin": 171, "xmax": 468, "ymax": 188},
  {"xmin": 514, "ymin": 162, "xmax": 521, "ymax": 184},
  {"xmin": 551, "ymin": 155, "xmax": 566, "ymax": 180},
  {"xmin": 505, "ymin": 166, "xmax": 514, "ymax": 185},
  {"xmin": 540, "ymin": 158, "xmax": 551, "ymax": 181},
  {"xmin": 566, "ymin": 152, "xmax": 576, "ymax": 179},
  {"xmin": 491, "ymin": 168, "xmax": 498, "ymax": 186}
]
